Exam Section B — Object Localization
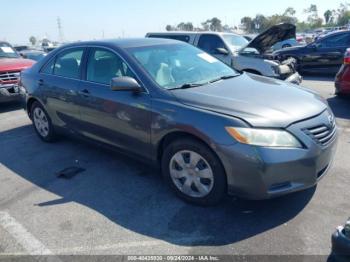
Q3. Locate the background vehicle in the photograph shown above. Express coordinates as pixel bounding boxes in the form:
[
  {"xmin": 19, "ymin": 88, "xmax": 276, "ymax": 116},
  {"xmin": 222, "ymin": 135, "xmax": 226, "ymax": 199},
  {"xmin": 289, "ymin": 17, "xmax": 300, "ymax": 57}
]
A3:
[
  {"xmin": 0, "ymin": 42, "xmax": 34, "ymax": 103},
  {"xmin": 272, "ymin": 38, "xmax": 301, "ymax": 51},
  {"xmin": 335, "ymin": 48, "xmax": 350, "ymax": 96},
  {"xmin": 19, "ymin": 50, "xmax": 47, "ymax": 61},
  {"xmin": 274, "ymin": 30, "xmax": 350, "ymax": 75},
  {"xmin": 21, "ymin": 38, "xmax": 336, "ymax": 206},
  {"xmin": 147, "ymin": 23, "xmax": 302, "ymax": 84}
]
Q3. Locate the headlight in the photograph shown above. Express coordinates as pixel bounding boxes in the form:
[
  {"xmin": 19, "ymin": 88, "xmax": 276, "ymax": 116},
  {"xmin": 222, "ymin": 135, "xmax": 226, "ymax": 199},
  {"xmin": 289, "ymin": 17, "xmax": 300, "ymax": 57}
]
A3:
[{"xmin": 225, "ymin": 127, "xmax": 302, "ymax": 148}]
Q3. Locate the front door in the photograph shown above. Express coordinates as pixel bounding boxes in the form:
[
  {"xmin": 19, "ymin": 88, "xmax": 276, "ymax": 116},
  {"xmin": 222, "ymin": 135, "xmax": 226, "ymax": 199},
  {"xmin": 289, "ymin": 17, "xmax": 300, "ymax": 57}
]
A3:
[
  {"xmin": 196, "ymin": 34, "xmax": 232, "ymax": 66},
  {"xmin": 77, "ymin": 47, "xmax": 152, "ymax": 157}
]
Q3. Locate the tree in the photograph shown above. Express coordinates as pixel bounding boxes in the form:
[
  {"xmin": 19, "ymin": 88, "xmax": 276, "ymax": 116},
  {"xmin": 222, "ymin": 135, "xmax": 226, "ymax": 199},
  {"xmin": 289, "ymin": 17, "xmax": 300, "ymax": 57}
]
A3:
[
  {"xmin": 304, "ymin": 4, "xmax": 323, "ymax": 28},
  {"xmin": 336, "ymin": 3, "xmax": 350, "ymax": 26},
  {"xmin": 324, "ymin": 10, "xmax": 333, "ymax": 24},
  {"xmin": 29, "ymin": 36, "xmax": 36, "ymax": 46},
  {"xmin": 253, "ymin": 14, "xmax": 268, "ymax": 32},
  {"xmin": 283, "ymin": 7, "xmax": 296, "ymax": 17},
  {"xmin": 201, "ymin": 17, "xmax": 223, "ymax": 31},
  {"xmin": 241, "ymin": 16, "xmax": 254, "ymax": 33},
  {"xmin": 177, "ymin": 22, "xmax": 194, "ymax": 31},
  {"xmin": 165, "ymin": 25, "xmax": 174, "ymax": 31}
]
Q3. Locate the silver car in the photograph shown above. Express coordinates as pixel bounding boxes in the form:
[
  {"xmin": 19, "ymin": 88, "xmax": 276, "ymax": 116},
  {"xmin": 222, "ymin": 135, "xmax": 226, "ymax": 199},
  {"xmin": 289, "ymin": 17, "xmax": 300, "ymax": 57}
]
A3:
[{"xmin": 146, "ymin": 23, "xmax": 302, "ymax": 84}]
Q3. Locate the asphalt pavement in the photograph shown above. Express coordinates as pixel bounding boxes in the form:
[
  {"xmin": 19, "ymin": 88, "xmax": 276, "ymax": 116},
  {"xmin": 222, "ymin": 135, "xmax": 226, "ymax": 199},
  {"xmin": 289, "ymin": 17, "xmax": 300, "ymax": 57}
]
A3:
[{"xmin": 0, "ymin": 76, "xmax": 350, "ymax": 259}]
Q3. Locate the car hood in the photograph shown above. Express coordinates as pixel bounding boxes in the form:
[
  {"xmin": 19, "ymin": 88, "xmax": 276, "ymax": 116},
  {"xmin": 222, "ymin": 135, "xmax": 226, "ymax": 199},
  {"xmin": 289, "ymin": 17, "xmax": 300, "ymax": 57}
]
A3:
[
  {"xmin": 245, "ymin": 23, "xmax": 296, "ymax": 54},
  {"xmin": 171, "ymin": 73, "xmax": 327, "ymax": 128},
  {"xmin": 0, "ymin": 58, "xmax": 35, "ymax": 71}
]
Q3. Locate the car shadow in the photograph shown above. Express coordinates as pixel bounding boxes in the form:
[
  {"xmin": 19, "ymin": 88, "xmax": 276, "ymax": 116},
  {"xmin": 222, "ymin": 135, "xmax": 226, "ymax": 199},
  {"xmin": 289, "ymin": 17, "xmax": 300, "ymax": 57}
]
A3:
[
  {"xmin": 327, "ymin": 96, "xmax": 350, "ymax": 120},
  {"xmin": 0, "ymin": 101, "xmax": 23, "ymax": 113},
  {"xmin": 0, "ymin": 125, "xmax": 316, "ymax": 246}
]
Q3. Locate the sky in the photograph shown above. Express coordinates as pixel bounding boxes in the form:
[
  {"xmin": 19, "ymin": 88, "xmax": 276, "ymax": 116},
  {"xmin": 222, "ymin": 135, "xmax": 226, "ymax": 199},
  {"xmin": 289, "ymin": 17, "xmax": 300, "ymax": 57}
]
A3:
[{"xmin": 1, "ymin": 0, "xmax": 346, "ymax": 44}]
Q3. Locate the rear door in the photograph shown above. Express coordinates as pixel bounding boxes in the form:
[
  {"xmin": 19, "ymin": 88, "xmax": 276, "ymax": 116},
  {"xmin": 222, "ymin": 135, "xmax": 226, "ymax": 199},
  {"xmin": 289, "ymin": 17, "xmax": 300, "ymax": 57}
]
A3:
[
  {"xmin": 39, "ymin": 47, "xmax": 85, "ymax": 129},
  {"xmin": 196, "ymin": 34, "xmax": 231, "ymax": 66},
  {"xmin": 76, "ymin": 47, "xmax": 152, "ymax": 156}
]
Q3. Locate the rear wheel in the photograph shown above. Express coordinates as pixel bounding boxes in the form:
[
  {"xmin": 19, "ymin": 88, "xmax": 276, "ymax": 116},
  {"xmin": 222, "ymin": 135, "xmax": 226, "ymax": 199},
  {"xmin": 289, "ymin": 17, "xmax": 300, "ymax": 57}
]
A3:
[
  {"xmin": 31, "ymin": 101, "xmax": 57, "ymax": 142},
  {"xmin": 161, "ymin": 138, "xmax": 227, "ymax": 206}
]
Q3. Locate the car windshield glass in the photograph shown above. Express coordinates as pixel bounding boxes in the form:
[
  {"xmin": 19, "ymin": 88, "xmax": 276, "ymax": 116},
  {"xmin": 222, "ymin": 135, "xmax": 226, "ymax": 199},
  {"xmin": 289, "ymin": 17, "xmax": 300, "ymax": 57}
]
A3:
[
  {"xmin": 128, "ymin": 43, "xmax": 238, "ymax": 89},
  {"xmin": 0, "ymin": 43, "xmax": 20, "ymax": 58},
  {"xmin": 222, "ymin": 35, "xmax": 249, "ymax": 51}
]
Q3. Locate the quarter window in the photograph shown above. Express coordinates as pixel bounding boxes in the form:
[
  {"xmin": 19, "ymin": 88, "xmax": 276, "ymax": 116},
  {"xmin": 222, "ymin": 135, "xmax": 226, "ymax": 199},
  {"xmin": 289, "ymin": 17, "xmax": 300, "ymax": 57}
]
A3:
[
  {"xmin": 53, "ymin": 49, "xmax": 84, "ymax": 79},
  {"xmin": 86, "ymin": 48, "xmax": 134, "ymax": 85}
]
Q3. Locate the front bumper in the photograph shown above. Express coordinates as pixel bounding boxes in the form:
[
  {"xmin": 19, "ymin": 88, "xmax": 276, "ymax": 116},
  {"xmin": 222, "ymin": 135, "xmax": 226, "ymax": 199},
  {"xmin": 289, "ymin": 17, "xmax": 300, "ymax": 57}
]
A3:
[
  {"xmin": 0, "ymin": 84, "xmax": 22, "ymax": 103},
  {"xmin": 217, "ymin": 111, "xmax": 338, "ymax": 200}
]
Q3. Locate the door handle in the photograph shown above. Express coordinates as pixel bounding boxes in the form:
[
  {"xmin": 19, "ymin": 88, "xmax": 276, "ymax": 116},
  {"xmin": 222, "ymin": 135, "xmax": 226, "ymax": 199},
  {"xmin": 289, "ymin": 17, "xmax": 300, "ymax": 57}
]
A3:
[
  {"xmin": 79, "ymin": 89, "xmax": 90, "ymax": 97},
  {"xmin": 37, "ymin": 79, "xmax": 44, "ymax": 86}
]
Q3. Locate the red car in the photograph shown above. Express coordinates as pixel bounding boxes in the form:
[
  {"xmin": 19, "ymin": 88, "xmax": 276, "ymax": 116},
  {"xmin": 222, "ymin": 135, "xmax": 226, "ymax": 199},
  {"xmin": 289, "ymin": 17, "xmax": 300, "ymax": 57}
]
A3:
[
  {"xmin": 335, "ymin": 48, "xmax": 350, "ymax": 96},
  {"xmin": 0, "ymin": 42, "xmax": 35, "ymax": 103}
]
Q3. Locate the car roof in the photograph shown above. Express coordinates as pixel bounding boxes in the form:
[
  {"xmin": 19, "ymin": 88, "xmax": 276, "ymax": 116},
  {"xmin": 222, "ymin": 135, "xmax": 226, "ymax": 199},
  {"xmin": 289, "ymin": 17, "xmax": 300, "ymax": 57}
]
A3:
[
  {"xmin": 60, "ymin": 38, "xmax": 184, "ymax": 49},
  {"xmin": 147, "ymin": 31, "xmax": 240, "ymax": 36}
]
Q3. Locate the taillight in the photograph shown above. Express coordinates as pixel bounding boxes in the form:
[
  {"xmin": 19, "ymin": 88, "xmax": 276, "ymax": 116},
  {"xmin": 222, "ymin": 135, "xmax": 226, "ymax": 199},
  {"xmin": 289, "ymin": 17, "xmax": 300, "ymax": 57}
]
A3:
[{"xmin": 344, "ymin": 56, "xmax": 350, "ymax": 65}]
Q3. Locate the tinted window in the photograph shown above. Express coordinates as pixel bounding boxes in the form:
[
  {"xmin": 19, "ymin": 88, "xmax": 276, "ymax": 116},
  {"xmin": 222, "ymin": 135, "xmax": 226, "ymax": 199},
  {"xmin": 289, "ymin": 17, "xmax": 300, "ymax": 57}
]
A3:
[
  {"xmin": 53, "ymin": 49, "xmax": 83, "ymax": 79},
  {"xmin": 319, "ymin": 33, "xmax": 350, "ymax": 48},
  {"xmin": 87, "ymin": 48, "xmax": 134, "ymax": 85},
  {"xmin": 148, "ymin": 34, "xmax": 190, "ymax": 43},
  {"xmin": 197, "ymin": 35, "xmax": 226, "ymax": 54}
]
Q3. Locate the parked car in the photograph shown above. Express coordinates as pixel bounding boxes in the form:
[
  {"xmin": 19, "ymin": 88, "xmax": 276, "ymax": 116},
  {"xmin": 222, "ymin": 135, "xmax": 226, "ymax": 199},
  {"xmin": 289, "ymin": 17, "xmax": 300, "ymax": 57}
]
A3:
[
  {"xmin": 274, "ymin": 30, "xmax": 350, "ymax": 75},
  {"xmin": 146, "ymin": 23, "xmax": 302, "ymax": 84},
  {"xmin": 335, "ymin": 48, "xmax": 350, "ymax": 96},
  {"xmin": 20, "ymin": 50, "xmax": 47, "ymax": 61},
  {"xmin": 21, "ymin": 38, "xmax": 337, "ymax": 205},
  {"xmin": 0, "ymin": 42, "xmax": 35, "ymax": 103},
  {"xmin": 272, "ymin": 38, "xmax": 301, "ymax": 51}
]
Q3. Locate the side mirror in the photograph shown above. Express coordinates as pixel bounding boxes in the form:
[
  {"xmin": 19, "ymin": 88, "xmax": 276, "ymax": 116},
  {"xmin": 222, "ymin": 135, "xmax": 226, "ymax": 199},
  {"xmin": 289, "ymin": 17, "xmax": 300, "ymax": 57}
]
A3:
[
  {"xmin": 215, "ymin": 47, "xmax": 229, "ymax": 55},
  {"xmin": 110, "ymin": 77, "xmax": 143, "ymax": 92}
]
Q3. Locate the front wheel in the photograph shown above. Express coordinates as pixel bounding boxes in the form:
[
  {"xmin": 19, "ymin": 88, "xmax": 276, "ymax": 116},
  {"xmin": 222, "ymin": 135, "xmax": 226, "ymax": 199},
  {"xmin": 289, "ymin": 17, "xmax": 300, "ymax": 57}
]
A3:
[
  {"xmin": 31, "ymin": 101, "xmax": 57, "ymax": 142},
  {"xmin": 161, "ymin": 138, "xmax": 227, "ymax": 206}
]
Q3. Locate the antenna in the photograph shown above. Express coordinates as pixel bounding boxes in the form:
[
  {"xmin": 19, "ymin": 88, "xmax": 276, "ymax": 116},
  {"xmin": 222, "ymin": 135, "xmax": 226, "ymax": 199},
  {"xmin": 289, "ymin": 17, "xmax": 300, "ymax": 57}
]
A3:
[{"xmin": 57, "ymin": 17, "xmax": 64, "ymax": 43}]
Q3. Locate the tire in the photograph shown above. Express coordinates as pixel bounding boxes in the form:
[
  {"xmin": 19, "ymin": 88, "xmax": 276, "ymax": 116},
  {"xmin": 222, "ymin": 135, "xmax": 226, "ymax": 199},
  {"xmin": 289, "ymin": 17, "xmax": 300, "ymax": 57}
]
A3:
[
  {"xmin": 161, "ymin": 138, "xmax": 227, "ymax": 206},
  {"xmin": 31, "ymin": 101, "xmax": 57, "ymax": 142}
]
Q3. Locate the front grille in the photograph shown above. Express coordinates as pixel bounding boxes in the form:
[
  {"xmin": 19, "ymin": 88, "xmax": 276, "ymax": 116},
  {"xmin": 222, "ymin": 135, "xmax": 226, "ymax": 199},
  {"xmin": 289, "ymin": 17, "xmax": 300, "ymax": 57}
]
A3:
[
  {"xmin": 0, "ymin": 71, "xmax": 20, "ymax": 84},
  {"xmin": 304, "ymin": 121, "xmax": 337, "ymax": 146}
]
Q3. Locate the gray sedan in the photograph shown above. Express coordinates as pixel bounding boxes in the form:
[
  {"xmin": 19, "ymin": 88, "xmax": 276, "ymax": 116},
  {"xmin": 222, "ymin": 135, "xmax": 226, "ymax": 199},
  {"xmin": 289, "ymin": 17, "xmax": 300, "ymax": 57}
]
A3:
[{"xmin": 20, "ymin": 38, "xmax": 337, "ymax": 205}]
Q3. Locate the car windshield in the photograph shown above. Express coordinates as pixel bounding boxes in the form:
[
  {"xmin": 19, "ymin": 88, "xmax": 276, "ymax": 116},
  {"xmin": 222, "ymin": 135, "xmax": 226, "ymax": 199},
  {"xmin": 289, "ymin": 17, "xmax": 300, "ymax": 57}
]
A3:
[
  {"xmin": 0, "ymin": 43, "xmax": 20, "ymax": 58},
  {"xmin": 128, "ymin": 43, "xmax": 238, "ymax": 89},
  {"xmin": 222, "ymin": 34, "xmax": 249, "ymax": 51}
]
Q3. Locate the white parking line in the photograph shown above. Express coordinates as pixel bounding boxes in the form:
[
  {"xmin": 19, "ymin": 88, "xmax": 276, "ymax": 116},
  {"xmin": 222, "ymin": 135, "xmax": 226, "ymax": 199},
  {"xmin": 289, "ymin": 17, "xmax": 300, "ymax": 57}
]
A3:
[{"xmin": 0, "ymin": 211, "xmax": 61, "ymax": 261}]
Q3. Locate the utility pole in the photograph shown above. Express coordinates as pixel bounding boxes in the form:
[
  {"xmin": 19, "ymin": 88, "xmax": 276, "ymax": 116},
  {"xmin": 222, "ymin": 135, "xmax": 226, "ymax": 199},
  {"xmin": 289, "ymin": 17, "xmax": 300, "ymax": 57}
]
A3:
[{"xmin": 57, "ymin": 17, "xmax": 64, "ymax": 43}]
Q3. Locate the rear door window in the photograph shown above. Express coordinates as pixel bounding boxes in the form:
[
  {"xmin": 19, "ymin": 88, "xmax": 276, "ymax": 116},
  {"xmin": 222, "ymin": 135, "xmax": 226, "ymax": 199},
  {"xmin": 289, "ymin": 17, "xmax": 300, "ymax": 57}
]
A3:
[{"xmin": 53, "ymin": 48, "xmax": 84, "ymax": 79}]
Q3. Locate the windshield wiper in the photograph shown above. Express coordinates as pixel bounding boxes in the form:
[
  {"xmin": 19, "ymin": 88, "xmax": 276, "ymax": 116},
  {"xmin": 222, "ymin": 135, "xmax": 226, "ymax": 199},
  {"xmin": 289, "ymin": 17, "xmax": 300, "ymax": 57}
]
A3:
[
  {"xmin": 209, "ymin": 74, "xmax": 239, "ymax": 84},
  {"xmin": 168, "ymin": 82, "xmax": 206, "ymax": 90}
]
